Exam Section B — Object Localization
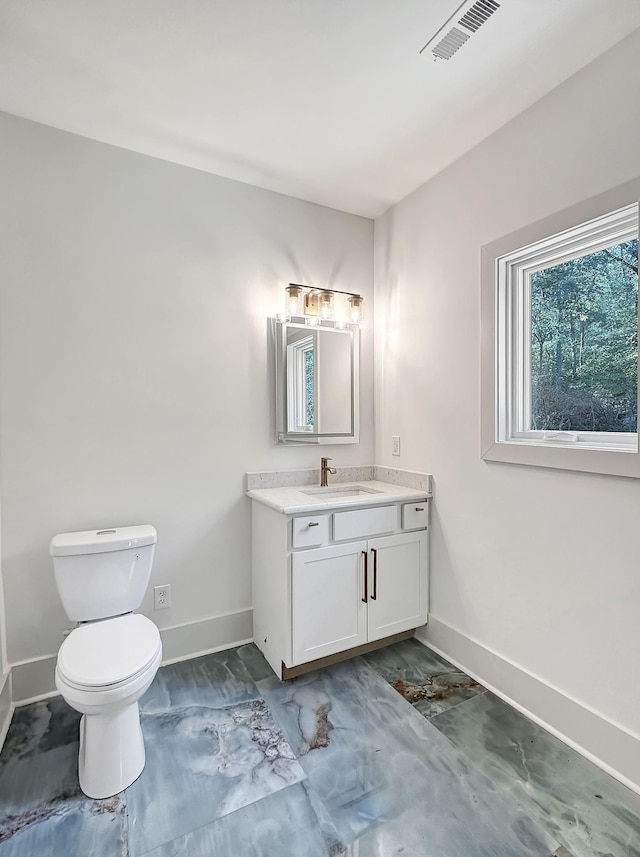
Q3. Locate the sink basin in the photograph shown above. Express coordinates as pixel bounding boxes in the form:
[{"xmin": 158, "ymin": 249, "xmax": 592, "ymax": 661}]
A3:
[{"xmin": 301, "ymin": 485, "xmax": 383, "ymax": 499}]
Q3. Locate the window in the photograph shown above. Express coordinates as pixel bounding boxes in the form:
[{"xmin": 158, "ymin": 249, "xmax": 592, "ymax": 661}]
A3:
[
  {"xmin": 481, "ymin": 181, "xmax": 640, "ymax": 478},
  {"xmin": 286, "ymin": 335, "xmax": 315, "ymax": 431},
  {"xmin": 529, "ymin": 240, "xmax": 637, "ymax": 439},
  {"xmin": 498, "ymin": 205, "xmax": 638, "ymax": 451}
]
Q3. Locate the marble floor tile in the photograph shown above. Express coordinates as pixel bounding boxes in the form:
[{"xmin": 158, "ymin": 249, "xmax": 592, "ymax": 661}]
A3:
[
  {"xmin": 139, "ymin": 782, "xmax": 341, "ymax": 857},
  {"xmin": 432, "ymin": 691, "xmax": 640, "ymax": 857},
  {"xmin": 236, "ymin": 641, "xmax": 277, "ymax": 683},
  {"xmin": 0, "ymin": 736, "xmax": 127, "ymax": 857},
  {"xmin": 0, "ymin": 743, "xmax": 82, "ymax": 837},
  {"xmin": 127, "ymin": 698, "xmax": 305, "ymax": 856},
  {"xmin": 140, "ymin": 645, "xmax": 262, "ymax": 715},
  {"xmin": 0, "ymin": 794, "xmax": 127, "ymax": 857},
  {"xmin": 363, "ymin": 638, "xmax": 486, "ymax": 718},
  {"xmin": 0, "ymin": 697, "xmax": 80, "ymax": 763},
  {"xmin": 1, "ymin": 641, "xmax": 638, "ymax": 857},
  {"xmin": 257, "ymin": 657, "xmax": 560, "ymax": 856}
]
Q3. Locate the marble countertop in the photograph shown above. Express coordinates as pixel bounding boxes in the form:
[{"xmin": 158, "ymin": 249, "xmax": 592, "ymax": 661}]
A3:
[{"xmin": 247, "ymin": 480, "xmax": 431, "ymax": 515}]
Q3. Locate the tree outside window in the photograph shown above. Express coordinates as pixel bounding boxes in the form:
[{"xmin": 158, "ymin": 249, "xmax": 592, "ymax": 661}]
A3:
[{"xmin": 530, "ymin": 239, "xmax": 638, "ymax": 434}]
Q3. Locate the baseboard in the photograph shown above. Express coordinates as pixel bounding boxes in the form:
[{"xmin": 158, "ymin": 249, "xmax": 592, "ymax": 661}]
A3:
[
  {"xmin": 0, "ymin": 671, "xmax": 13, "ymax": 752},
  {"xmin": 11, "ymin": 655, "xmax": 57, "ymax": 703},
  {"xmin": 10, "ymin": 607, "xmax": 254, "ymax": 704},
  {"xmin": 417, "ymin": 617, "xmax": 640, "ymax": 795},
  {"xmin": 159, "ymin": 608, "xmax": 253, "ymax": 664}
]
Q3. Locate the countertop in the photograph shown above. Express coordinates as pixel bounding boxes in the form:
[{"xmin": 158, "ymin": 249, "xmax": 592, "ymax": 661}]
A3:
[{"xmin": 247, "ymin": 480, "xmax": 431, "ymax": 515}]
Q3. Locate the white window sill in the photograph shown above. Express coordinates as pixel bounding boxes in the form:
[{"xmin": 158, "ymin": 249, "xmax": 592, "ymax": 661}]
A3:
[
  {"xmin": 501, "ymin": 437, "xmax": 637, "ymax": 454},
  {"xmin": 482, "ymin": 438, "xmax": 640, "ymax": 478}
]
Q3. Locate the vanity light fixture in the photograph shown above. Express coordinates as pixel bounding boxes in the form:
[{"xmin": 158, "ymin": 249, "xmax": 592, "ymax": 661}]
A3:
[{"xmin": 283, "ymin": 284, "xmax": 363, "ymax": 326}]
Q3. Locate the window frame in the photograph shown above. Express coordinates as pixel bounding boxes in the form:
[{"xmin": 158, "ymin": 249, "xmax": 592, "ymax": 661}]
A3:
[
  {"xmin": 286, "ymin": 334, "xmax": 315, "ymax": 432},
  {"xmin": 481, "ymin": 178, "xmax": 640, "ymax": 479}
]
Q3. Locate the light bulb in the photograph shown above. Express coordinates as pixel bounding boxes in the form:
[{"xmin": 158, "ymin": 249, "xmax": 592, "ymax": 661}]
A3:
[
  {"xmin": 319, "ymin": 291, "xmax": 334, "ymax": 319},
  {"xmin": 286, "ymin": 285, "xmax": 303, "ymax": 316},
  {"xmin": 348, "ymin": 295, "xmax": 363, "ymax": 324}
]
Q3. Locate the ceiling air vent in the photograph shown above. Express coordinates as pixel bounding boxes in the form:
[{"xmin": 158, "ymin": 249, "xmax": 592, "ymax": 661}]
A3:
[{"xmin": 420, "ymin": 0, "xmax": 501, "ymax": 61}]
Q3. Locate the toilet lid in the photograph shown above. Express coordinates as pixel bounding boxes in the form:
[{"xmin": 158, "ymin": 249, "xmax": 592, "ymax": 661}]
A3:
[{"xmin": 57, "ymin": 614, "xmax": 161, "ymax": 687}]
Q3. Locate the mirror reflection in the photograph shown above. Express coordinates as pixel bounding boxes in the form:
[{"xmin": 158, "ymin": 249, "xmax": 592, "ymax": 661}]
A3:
[{"xmin": 274, "ymin": 320, "xmax": 359, "ymax": 444}]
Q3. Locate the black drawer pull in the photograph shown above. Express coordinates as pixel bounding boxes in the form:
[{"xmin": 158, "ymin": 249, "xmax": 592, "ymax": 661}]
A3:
[
  {"xmin": 308, "ymin": 522, "xmax": 320, "ymax": 527},
  {"xmin": 415, "ymin": 507, "xmax": 424, "ymax": 512}
]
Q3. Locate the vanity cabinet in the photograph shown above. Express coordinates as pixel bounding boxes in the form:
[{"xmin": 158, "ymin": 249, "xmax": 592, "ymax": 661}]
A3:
[{"xmin": 251, "ymin": 497, "xmax": 429, "ymax": 679}]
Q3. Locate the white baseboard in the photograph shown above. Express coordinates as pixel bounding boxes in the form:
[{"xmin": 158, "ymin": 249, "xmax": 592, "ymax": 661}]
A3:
[
  {"xmin": 0, "ymin": 671, "xmax": 12, "ymax": 751},
  {"xmin": 418, "ymin": 616, "xmax": 640, "ymax": 796},
  {"xmin": 11, "ymin": 655, "xmax": 57, "ymax": 703},
  {"xmin": 160, "ymin": 608, "xmax": 253, "ymax": 664},
  {"xmin": 10, "ymin": 608, "xmax": 254, "ymax": 705}
]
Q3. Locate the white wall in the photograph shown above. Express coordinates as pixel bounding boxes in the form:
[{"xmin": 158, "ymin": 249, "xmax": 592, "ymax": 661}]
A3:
[
  {"xmin": 375, "ymin": 27, "xmax": 640, "ymax": 752},
  {"xmin": 0, "ymin": 112, "xmax": 373, "ymax": 672},
  {"xmin": 0, "ymin": 497, "xmax": 5, "ymax": 673},
  {"xmin": 0, "ymin": 494, "xmax": 10, "ymax": 740}
]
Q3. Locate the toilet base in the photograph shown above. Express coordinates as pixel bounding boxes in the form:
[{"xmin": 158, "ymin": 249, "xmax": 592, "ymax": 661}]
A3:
[
  {"xmin": 55, "ymin": 632, "xmax": 162, "ymax": 799},
  {"xmin": 78, "ymin": 702, "xmax": 145, "ymax": 799}
]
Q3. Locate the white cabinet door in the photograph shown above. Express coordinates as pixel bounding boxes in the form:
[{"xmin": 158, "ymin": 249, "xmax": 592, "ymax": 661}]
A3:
[
  {"xmin": 291, "ymin": 540, "xmax": 368, "ymax": 665},
  {"xmin": 366, "ymin": 531, "xmax": 428, "ymax": 643}
]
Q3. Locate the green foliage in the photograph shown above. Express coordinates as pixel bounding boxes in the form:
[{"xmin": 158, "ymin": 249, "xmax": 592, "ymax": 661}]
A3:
[
  {"xmin": 530, "ymin": 239, "xmax": 638, "ymax": 433},
  {"xmin": 304, "ymin": 348, "xmax": 314, "ymax": 427}
]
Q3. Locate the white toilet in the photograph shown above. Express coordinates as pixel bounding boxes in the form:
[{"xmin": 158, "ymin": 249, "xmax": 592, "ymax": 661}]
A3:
[{"xmin": 50, "ymin": 524, "xmax": 163, "ymax": 800}]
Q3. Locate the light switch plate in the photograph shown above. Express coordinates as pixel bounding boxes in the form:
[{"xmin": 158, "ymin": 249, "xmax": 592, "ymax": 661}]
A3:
[{"xmin": 392, "ymin": 435, "xmax": 400, "ymax": 456}]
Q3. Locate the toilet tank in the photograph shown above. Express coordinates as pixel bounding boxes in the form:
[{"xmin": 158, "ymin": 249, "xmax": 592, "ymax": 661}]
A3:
[{"xmin": 50, "ymin": 525, "xmax": 157, "ymax": 622}]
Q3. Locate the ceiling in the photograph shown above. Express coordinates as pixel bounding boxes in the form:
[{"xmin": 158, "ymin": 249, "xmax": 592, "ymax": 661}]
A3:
[{"xmin": 2, "ymin": 0, "xmax": 640, "ymax": 218}]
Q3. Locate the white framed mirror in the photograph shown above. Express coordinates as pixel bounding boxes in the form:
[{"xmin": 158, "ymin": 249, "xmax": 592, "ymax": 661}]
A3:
[{"xmin": 274, "ymin": 319, "xmax": 360, "ymax": 444}]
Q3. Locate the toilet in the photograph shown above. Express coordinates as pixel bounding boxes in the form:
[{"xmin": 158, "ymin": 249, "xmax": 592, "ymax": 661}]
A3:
[{"xmin": 50, "ymin": 524, "xmax": 163, "ymax": 800}]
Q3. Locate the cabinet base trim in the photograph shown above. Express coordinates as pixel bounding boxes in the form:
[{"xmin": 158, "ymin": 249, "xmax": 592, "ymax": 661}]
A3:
[{"xmin": 281, "ymin": 629, "xmax": 415, "ymax": 680}]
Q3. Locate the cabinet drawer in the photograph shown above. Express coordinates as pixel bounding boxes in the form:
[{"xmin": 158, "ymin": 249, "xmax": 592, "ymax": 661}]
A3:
[
  {"xmin": 402, "ymin": 501, "xmax": 428, "ymax": 530},
  {"xmin": 292, "ymin": 514, "xmax": 329, "ymax": 548},
  {"xmin": 333, "ymin": 505, "xmax": 397, "ymax": 541}
]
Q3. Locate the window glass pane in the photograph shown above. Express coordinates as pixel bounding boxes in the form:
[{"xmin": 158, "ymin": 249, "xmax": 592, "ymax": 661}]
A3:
[
  {"xmin": 530, "ymin": 239, "xmax": 638, "ymax": 433},
  {"xmin": 304, "ymin": 347, "xmax": 314, "ymax": 427}
]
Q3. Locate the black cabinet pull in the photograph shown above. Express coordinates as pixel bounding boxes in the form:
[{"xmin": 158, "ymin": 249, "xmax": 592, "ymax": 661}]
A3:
[
  {"xmin": 362, "ymin": 551, "xmax": 368, "ymax": 603},
  {"xmin": 371, "ymin": 548, "xmax": 377, "ymax": 600},
  {"xmin": 308, "ymin": 521, "xmax": 319, "ymax": 527},
  {"xmin": 415, "ymin": 507, "xmax": 424, "ymax": 512}
]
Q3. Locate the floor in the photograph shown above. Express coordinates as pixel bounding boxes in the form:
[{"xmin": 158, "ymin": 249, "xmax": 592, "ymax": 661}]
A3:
[{"xmin": 1, "ymin": 638, "xmax": 639, "ymax": 856}]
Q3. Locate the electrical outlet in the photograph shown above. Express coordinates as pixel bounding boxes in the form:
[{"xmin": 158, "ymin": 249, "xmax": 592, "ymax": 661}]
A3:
[
  {"xmin": 154, "ymin": 584, "xmax": 171, "ymax": 610},
  {"xmin": 392, "ymin": 435, "xmax": 401, "ymax": 456}
]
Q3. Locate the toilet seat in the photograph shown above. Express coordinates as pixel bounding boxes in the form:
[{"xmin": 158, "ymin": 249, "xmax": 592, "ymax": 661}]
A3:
[{"xmin": 57, "ymin": 613, "xmax": 161, "ymax": 690}]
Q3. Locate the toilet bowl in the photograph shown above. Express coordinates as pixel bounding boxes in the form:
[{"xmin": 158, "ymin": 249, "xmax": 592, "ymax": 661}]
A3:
[
  {"xmin": 55, "ymin": 612, "xmax": 162, "ymax": 799},
  {"xmin": 50, "ymin": 525, "xmax": 162, "ymax": 800}
]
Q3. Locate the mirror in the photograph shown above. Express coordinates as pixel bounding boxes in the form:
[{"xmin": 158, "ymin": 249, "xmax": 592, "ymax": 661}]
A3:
[{"xmin": 274, "ymin": 319, "xmax": 360, "ymax": 444}]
